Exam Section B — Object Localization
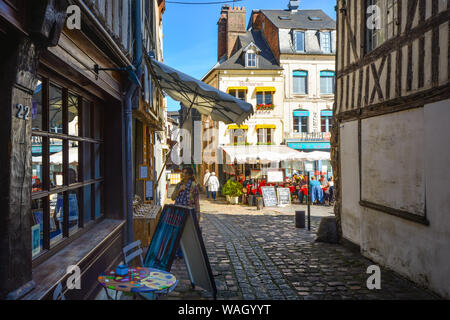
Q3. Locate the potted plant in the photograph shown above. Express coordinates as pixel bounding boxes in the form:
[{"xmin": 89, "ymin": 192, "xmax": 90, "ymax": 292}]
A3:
[{"xmin": 222, "ymin": 179, "xmax": 243, "ymax": 204}]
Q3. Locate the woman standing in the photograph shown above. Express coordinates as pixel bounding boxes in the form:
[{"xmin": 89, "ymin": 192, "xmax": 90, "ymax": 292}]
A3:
[
  {"xmin": 207, "ymin": 172, "xmax": 220, "ymax": 201},
  {"xmin": 171, "ymin": 167, "xmax": 201, "ymax": 223}
]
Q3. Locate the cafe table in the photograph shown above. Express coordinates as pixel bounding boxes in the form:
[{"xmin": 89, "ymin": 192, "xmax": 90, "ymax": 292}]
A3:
[{"xmin": 98, "ymin": 266, "xmax": 177, "ymax": 300}]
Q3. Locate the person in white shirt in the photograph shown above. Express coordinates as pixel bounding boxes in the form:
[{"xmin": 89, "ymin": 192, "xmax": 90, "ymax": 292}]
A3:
[
  {"xmin": 203, "ymin": 170, "xmax": 211, "ymax": 199},
  {"xmin": 207, "ymin": 172, "xmax": 220, "ymax": 201}
]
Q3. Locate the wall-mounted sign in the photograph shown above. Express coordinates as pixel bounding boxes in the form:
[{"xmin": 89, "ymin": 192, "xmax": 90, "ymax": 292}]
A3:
[
  {"xmin": 267, "ymin": 170, "xmax": 284, "ymax": 183},
  {"xmin": 139, "ymin": 165, "xmax": 149, "ymax": 180},
  {"xmin": 145, "ymin": 180, "xmax": 153, "ymax": 201},
  {"xmin": 15, "ymin": 104, "xmax": 30, "ymax": 121}
]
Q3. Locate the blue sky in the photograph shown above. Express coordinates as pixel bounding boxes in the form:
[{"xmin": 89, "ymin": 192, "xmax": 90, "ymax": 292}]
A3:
[{"xmin": 163, "ymin": 0, "xmax": 337, "ymax": 111}]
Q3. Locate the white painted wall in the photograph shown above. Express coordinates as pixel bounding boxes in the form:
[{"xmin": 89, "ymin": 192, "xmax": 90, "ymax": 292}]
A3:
[
  {"xmin": 340, "ymin": 121, "xmax": 361, "ymax": 245},
  {"xmin": 217, "ymin": 72, "xmax": 285, "ymax": 146},
  {"xmin": 340, "ymin": 100, "xmax": 450, "ymax": 299},
  {"xmin": 280, "ymin": 55, "xmax": 335, "ymax": 137},
  {"xmin": 361, "ymin": 109, "xmax": 425, "ymax": 215}
]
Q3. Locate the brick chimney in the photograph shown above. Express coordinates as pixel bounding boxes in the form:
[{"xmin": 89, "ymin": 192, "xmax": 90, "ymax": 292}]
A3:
[{"xmin": 217, "ymin": 5, "xmax": 247, "ymax": 61}]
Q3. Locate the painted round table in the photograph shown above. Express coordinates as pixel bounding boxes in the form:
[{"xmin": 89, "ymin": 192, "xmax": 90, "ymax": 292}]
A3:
[{"xmin": 98, "ymin": 267, "xmax": 177, "ymax": 299}]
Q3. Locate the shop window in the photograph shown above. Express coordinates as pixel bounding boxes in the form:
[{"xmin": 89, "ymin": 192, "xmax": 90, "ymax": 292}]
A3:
[
  {"xmin": 366, "ymin": 0, "xmax": 398, "ymax": 52},
  {"xmin": 31, "ymin": 78, "xmax": 104, "ymax": 260},
  {"xmin": 320, "ymin": 71, "xmax": 335, "ymax": 95},
  {"xmin": 293, "ymin": 110, "xmax": 309, "ymax": 133},
  {"xmin": 32, "ymin": 79, "xmax": 43, "ymax": 131},
  {"xmin": 257, "ymin": 128, "xmax": 273, "ymax": 145},
  {"xmin": 293, "ymin": 71, "xmax": 308, "ymax": 94}
]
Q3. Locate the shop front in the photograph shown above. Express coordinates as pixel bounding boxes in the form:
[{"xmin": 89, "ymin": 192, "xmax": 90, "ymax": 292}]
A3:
[
  {"xmin": 0, "ymin": 2, "xmax": 129, "ymax": 300},
  {"xmin": 286, "ymin": 133, "xmax": 332, "ymax": 179}
]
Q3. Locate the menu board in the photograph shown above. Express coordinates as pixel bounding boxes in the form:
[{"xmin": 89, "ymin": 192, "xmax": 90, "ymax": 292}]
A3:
[
  {"xmin": 261, "ymin": 186, "xmax": 278, "ymax": 207},
  {"xmin": 143, "ymin": 205, "xmax": 217, "ymax": 298},
  {"xmin": 277, "ymin": 188, "xmax": 291, "ymax": 206}
]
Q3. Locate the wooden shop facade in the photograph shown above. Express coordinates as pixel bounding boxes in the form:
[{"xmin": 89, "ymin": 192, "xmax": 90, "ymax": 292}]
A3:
[{"xmin": 0, "ymin": 0, "xmax": 166, "ymax": 300}]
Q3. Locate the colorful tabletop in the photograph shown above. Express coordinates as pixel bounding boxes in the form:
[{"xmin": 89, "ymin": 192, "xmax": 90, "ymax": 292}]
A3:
[{"xmin": 98, "ymin": 267, "xmax": 177, "ymax": 293}]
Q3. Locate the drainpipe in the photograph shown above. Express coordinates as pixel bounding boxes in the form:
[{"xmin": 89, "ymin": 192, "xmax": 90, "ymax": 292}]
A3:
[{"xmin": 124, "ymin": 0, "xmax": 143, "ymax": 244}]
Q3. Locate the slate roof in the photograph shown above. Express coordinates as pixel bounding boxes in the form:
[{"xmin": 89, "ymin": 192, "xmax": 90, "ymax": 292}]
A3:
[
  {"xmin": 257, "ymin": 9, "xmax": 336, "ymax": 30},
  {"xmin": 214, "ymin": 30, "xmax": 282, "ymax": 71}
]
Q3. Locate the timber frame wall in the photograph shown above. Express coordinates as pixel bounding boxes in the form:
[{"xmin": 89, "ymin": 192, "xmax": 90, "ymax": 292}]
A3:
[{"xmin": 333, "ymin": 0, "xmax": 450, "ymax": 233}]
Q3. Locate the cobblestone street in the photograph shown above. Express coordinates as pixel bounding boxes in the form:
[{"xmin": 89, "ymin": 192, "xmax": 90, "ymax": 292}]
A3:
[{"xmin": 162, "ymin": 196, "xmax": 439, "ymax": 300}]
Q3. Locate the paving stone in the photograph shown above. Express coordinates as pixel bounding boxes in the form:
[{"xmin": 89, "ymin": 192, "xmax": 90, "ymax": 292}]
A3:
[{"xmin": 160, "ymin": 198, "xmax": 439, "ymax": 301}]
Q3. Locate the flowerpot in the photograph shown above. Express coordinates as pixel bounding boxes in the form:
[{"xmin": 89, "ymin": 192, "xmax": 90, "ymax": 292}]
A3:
[{"xmin": 230, "ymin": 196, "xmax": 239, "ymax": 205}]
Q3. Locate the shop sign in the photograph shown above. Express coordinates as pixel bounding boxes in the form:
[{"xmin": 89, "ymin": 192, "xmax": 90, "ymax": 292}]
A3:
[
  {"xmin": 267, "ymin": 170, "xmax": 284, "ymax": 183},
  {"xmin": 288, "ymin": 142, "xmax": 331, "ymax": 150}
]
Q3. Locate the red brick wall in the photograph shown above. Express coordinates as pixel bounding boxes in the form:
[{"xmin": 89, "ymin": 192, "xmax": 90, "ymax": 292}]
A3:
[{"xmin": 217, "ymin": 6, "xmax": 247, "ymax": 61}]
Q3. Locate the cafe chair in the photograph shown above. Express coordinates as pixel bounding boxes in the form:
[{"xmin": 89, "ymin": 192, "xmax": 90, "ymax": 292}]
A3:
[
  {"xmin": 122, "ymin": 240, "xmax": 144, "ymax": 267},
  {"xmin": 53, "ymin": 283, "xmax": 66, "ymax": 300}
]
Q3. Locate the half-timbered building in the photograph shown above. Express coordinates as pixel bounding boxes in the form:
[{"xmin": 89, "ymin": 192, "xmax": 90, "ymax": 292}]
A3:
[{"xmin": 334, "ymin": 0, "xmax": 450, "ymax": 298}]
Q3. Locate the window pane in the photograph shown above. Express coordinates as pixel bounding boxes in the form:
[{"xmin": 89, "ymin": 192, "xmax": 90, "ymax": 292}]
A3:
[
  {"xmin": 31, "ymin": 198, "xmax": 45, "ymax": 258},
  {"xmin": 82, "ymin": 99, "xmax": 91, "ymax": 138},
  {"xmin": 68, "ymin": 189, "xmax": 80, "ymax": 236},
  {"xmin": 32, "ymin": 79, "xmax": 43, "ymax": 131},
  {"xmin": 229, "ymin": 90, "xmax": 236, "ymax": 97},
  {"xmin": 294, "ymin": 72, "xmax": 307, "ymax": 94},
  {"xmin": 238, "ymin": 90, "xmax": 245, "ymax": 101},
  {"xmin": 69, "ymin": 141, "xmax": 79, "ymax": 184},
  {"xmin": 49, "ymin": 85, "xmax": 63, "ymax": 134},
  {"xmin": 265, "ymin": 93, "xmax": 273, "ymax": 105},
  {"xmin": 95, "ymin": 183, "xmax": 103, "ymax": 218},
  {"xmin": 93, "ymin": 105, "xmax": 103, "ymax": 140},
  {"xmin": 68, "ymin": 93, "xmax": 79, "ymax": 136},
  {"xmin": 83, "ymin": 185, "xmax": 92, "ymax": 224},
  {"xmin": 256, "ymin": 93, "xmax": 264, "ymax": 105},
  {"xmin": 49, "ymin": 138, "xmax": 64, "ymax": 188},
  {"xmin": 293, "ymin": 117, "xmax": 299, "ymax": 132},
  {"xmin": 301, "ymin": 117, "xmax": 308, "ymax": 133},
  {"xmin": 94, "ymin": 143, "xmax": 102, "ymax": 179},
  {"xmin": 32, "ymin": 136, "xmax": 44, "ymax": 193},
  {"xmin": 50, "ymin": 193, "xmax": 64, "ymax": 246},
  {"xmin": 83, "ymin": 142, "xmax": 92, "ymax": 181},
  {"xmin": 296, "ymin": 32, "xmax": 305, "ymax": 52},
  {"xmin": 322, "ymin": 32, "xmax": 331, "ymax": 53}
]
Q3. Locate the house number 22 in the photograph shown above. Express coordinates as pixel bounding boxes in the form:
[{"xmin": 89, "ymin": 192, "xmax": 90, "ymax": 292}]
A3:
[{"xmin": 15, "ymin": 104, "xmax": 30, "ymax": 120}]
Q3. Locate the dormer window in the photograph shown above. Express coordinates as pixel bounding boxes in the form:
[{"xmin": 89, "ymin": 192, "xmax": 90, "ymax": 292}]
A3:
[
  {"xmin": 321, "ymin": 31, "xmax": 332, "ymax": 53},
  {"xmin": 246, "ymin": 52, "xmax": 257, "ymax": 67},
  {"xmin": 295, "ymin": 31, "xmax": 305, "ymax": 53}
]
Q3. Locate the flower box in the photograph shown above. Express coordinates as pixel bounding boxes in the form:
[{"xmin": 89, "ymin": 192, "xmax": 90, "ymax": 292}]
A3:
[{"xmin": 256, "ymin": 104, "xmax": 275, "ymax": 111}]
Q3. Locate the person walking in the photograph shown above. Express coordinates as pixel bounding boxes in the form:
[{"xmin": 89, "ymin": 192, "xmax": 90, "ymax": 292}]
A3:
[
  {"xmin": 203, "ymin": 169, "xmax": 211, "ymax": 199},
  {"xmin": 207, "ymin": 172, "xmax": 220, "ymax": 201}
]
